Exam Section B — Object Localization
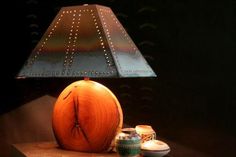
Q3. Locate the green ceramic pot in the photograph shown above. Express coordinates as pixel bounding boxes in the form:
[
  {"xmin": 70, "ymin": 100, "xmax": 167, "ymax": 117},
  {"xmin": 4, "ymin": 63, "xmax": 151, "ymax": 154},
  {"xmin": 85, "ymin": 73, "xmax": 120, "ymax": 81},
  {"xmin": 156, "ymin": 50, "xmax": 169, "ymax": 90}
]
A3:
[{"xmin": 115, "ymin": 128, "xmax": 141, "ymax": 157}]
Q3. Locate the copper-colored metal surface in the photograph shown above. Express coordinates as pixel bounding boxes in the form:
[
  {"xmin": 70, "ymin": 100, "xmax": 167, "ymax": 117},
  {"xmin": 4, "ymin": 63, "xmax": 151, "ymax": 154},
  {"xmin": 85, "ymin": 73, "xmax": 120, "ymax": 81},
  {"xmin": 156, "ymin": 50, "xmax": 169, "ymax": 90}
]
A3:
[{"xmin": 17, "ymin": 4, "xmax": 156, "ymax": 78}]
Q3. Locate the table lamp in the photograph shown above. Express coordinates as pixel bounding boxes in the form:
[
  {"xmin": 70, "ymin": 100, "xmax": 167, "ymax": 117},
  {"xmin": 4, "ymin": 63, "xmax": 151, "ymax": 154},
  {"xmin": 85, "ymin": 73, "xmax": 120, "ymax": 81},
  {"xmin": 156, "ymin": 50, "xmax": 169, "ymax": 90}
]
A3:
[{"xmin": 17, "ymin": 4, "xmax": 156, "ymax": 153}]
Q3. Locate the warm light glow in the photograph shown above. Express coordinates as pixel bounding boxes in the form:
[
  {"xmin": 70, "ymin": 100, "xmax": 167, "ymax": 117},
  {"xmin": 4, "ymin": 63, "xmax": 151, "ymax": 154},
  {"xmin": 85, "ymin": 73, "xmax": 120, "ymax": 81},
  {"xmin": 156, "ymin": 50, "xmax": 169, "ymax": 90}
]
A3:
[{"xmin": 52, "ymin": 80, "xmax": 123, "ymax": 152}]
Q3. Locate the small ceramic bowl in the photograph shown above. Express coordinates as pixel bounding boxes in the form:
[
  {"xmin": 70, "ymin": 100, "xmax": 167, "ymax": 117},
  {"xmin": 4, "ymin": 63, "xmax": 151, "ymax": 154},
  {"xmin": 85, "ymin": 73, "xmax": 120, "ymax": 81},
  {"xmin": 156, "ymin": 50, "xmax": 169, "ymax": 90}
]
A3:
[{"xmin": 141, "ymin": 140, "xmax": 170, "ymax": 157}]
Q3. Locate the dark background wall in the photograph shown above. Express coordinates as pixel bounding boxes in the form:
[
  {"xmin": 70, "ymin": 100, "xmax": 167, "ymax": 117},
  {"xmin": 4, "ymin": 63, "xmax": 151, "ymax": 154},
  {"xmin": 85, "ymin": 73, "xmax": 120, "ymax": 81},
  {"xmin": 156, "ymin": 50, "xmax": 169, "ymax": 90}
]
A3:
[{"xmin": 1, "ymin": 0, "xmax": 236, "ymax": 156}]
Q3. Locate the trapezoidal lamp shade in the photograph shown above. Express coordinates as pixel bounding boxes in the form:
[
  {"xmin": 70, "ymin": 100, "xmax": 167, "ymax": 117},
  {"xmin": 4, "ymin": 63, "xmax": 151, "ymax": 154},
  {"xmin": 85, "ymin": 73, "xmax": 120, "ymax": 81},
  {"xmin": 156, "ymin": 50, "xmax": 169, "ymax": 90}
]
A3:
[{"xmin": 17, "ymin": 4, "xmax": 156, "ymax": 153}]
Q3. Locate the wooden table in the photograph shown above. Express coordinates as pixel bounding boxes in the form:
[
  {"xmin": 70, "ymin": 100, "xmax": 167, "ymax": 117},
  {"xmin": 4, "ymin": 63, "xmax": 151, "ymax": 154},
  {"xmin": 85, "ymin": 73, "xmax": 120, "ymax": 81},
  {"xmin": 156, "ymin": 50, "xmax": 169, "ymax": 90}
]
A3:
[
  {"xmin": 11, "ymin": 140, "xmax": 211, "ymax": 157},
  {"xmin": 11, "ymin": 141, "xmax": 120, "ymax": 157}
]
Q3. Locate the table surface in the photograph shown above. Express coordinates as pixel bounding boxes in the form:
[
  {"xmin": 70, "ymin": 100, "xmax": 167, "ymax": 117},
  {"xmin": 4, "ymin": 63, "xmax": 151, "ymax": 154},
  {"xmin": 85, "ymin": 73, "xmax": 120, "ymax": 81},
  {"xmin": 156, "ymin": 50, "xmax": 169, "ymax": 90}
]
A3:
[
  {"xmin": 11, "ymin": 140, "xmax": 211, "ymax": 157},
  {"xmin": 11, "ymin": 141, "xmax": 132, "ymax": 157}
]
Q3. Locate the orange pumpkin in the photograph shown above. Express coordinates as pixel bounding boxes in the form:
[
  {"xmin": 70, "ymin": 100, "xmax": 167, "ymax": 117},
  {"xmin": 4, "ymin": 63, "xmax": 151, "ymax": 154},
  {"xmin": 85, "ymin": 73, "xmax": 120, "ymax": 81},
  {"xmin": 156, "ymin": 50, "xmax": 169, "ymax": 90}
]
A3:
[{"xmin": 52, "ymin": 80, "xmax": 123, "ymax": 152}]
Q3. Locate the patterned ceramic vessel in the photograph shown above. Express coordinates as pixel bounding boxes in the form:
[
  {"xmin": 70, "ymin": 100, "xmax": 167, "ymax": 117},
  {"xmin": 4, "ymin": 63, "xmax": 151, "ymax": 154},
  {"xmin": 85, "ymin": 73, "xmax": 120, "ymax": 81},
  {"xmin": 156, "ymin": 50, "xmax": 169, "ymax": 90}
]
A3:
[
  {"xmin": 135, "ymin": 125, "xmax": 156, "ymax": 143},
  {"xmin": 115, "ymin": 128, "xmax": 141, "ymax": 157}
]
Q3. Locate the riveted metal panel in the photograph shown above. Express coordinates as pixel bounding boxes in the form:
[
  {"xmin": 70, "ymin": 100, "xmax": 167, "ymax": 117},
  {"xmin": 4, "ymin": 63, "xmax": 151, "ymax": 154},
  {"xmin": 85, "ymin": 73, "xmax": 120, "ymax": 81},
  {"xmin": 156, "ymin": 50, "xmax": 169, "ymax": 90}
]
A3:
[{"xmin": 17, "ymin": 4, "xmax": 156, "ymax": 78}]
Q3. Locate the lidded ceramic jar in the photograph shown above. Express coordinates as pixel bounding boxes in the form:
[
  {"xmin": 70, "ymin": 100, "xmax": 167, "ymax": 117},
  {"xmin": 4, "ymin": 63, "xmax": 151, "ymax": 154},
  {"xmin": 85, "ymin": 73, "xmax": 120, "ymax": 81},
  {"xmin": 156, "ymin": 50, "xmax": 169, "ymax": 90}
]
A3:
[
  {"xmin": 135, "ymin": 125, "xmax": 156, "ymax": 143},
  {"xmin": 115, "ymin": 128, "xmax": 141, "ymax": 157}
]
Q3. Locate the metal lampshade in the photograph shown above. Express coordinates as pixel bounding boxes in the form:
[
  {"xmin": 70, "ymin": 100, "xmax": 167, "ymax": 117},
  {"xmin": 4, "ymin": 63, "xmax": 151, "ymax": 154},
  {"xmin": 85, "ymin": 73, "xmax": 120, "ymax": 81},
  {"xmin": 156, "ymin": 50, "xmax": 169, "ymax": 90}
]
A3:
[{"xmin": 17, "ymin": 4, "xmax": 156, "ymax": 78}]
